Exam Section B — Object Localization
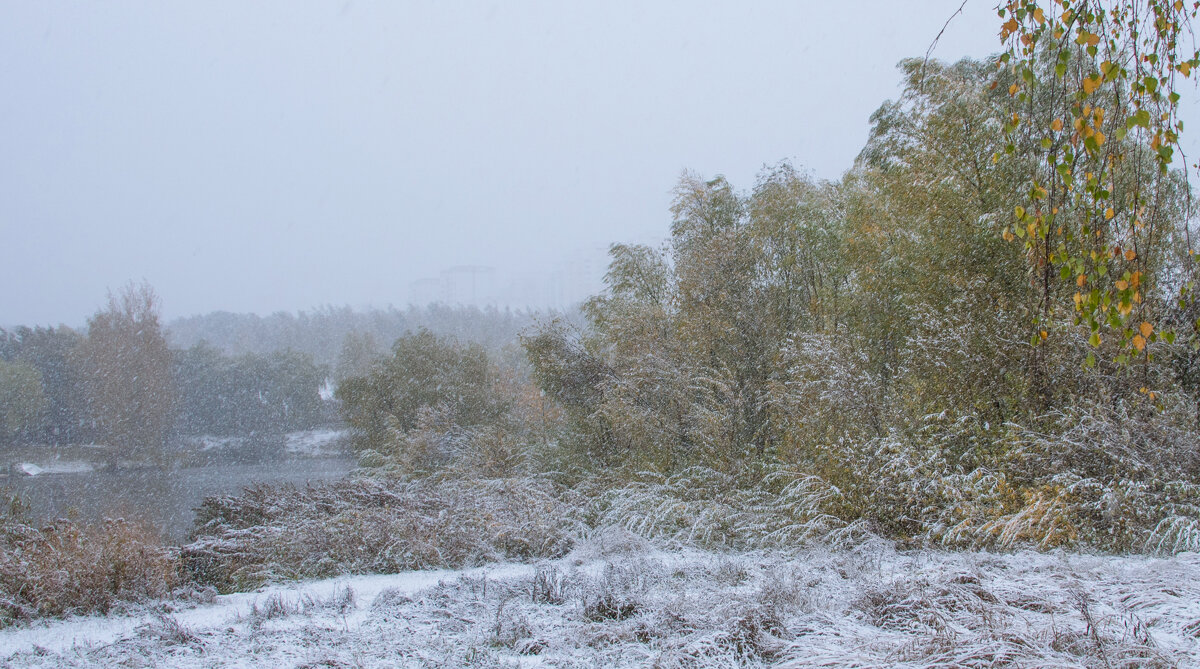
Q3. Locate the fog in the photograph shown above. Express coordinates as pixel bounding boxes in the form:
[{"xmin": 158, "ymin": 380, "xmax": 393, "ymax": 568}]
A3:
[
  {"xmin": 0, "ymin": 0, "xmax": 1016, "ymax": 326},
  {"xmin": 9, "ymin": 5, "xmax": 1200, "ymax": 664}
]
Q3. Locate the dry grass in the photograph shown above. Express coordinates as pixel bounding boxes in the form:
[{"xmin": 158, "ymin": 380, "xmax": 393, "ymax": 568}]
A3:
[
  {"xmin": 181, "ymin": 475, "xmax": 580, "ymax": 592},
  {"xmin": 0, "ymin": 490, "xmax": 177, "ymax": 627}
]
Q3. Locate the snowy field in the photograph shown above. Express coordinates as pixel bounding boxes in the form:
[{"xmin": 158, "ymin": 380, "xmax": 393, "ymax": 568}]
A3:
[{"xmin": 1, "ymin": 533, "xmax": 1198, "ymax": 668}]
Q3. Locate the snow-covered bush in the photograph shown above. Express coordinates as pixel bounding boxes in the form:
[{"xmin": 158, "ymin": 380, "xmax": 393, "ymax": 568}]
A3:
[
  {"xmin": 591, "ymin": 465, "xmax": 869, "ymax": 551},
  {"xmin": 182, "ymin": 475, "xmax": 580, "ymax": 592},
  {"xmin": 0, "ymin": 492, "xmax": 177, "ymax": 626}
]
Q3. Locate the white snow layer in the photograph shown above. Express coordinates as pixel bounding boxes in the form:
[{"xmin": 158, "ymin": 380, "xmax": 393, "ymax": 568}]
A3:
[
  {"xmin": 284, "ymin": 429, "xmax": 349, "ymax": 456},
  {"xmin": 1, "ymin": 538, "xmax": 1198, "ymax": 668}
]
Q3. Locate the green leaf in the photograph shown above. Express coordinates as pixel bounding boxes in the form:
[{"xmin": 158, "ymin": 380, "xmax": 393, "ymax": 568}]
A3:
[{"xmin": 1089, "ymin": 332, "xmax": 1101, "ymax": 348}]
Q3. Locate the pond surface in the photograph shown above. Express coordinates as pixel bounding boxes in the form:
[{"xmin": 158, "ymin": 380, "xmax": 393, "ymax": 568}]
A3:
[{"xmin": 6, "ymin": 456, "xmax": 357, "ymax": 542}]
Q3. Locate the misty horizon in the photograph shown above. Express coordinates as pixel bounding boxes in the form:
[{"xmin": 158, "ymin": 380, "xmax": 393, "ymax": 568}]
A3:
[{"xmin": 3, "ymin": 1, "xmax": 1019, "ymax": 327}]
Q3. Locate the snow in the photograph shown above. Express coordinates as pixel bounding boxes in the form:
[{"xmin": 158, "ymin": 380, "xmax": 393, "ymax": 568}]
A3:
[
  {"xmin": 177, "ymin": 430, "xmax": 348, "ymax": 456},
  {"xmin": 283, "ymin": 429, "xmax": 349, "ymax": 456},
  {"xmin": 0, "ymin": 562, "xmax": 535, "ymax": 659},
  {"xmin": 8, "ymin": 461, "xmax": 92, "ymax": 476},
  {"xmin": 6, "ymin": 460, "xmax": 94, "ymax": 477},
  {"xmin": 184, "ymin": 435, "xmax": 248, "ymax": 452},
  {"xmin": 2, "ymin": 539, "xmax": 1199, "ymax": 667}
]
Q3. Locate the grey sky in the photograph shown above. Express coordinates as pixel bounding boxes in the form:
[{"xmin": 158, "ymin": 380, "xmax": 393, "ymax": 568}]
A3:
[{"xmin": 2, "ymin": 1, "xmax": 1191, "ymax": 326}]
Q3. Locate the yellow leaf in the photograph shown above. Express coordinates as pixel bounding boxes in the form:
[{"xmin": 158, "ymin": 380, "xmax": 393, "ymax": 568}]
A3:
[
  {"xmin": 1082, "ymin": 76, "xmax": 1100, "ymax": 94},
  {"xmin": 1034, "ymin": 7, "xmax": 1045, "ymax": 23},
  {"xmin": 1149, "ymin": 391, "xmax": 1157, "ymax": 400},
  {"xmin": 1087, "ymin": 33, "xmax": 1100, "ymax": 46},
  {"xmin": 1116, "ymin": 280, "xmax": 1129, "ymax": 290},
  {"xmin": 1003, "ymin": 18, "xmax": 1019, "ymax": 33},
  {"xmin": 1133, "ymin": 334, "xmax": 1146, "ymax": 351},
  {"xmin": 1015, "ymin": 205, "xmax": 1026, "ymax": 219},
  {"xmin": 1105, "ymin": 207, "xmax": 1115, "ymax": 219},
  {"xmin": 1009, "ymin": 83, "xmax": 1019, "ymax": 95},
  {"xmin": 1125, "ymin": 249, "xmax": 1137, "ymax": 261},
  {"xmin": 1039, "ymin": 330, "xmax": 1048, "ymax": 340},
  {"xmin": 1140, "ymin": 321, "xmax": 1153, "ymax": 338},
  {"xmin": 1051, "ymin": 118, "xmax": 1063, "ymax": 131},
  {"xmin": 1131, "ymin": 271, "xmax": 1142, "ymax": 287},
  {"xmin": 1119, "ymin": 301, "xmax": 1134, "ymax": 316},
  {"xmin": 1180, "ymin": 62, "xmax": 1192, "ymax": 76},
  {"xmin": 1176, "ymin": 0, "xmax": 1185, "ymax": 10},
  {"xmin": 1078, "ymin": 274, "xmax": 1088, "ymax": 287}
]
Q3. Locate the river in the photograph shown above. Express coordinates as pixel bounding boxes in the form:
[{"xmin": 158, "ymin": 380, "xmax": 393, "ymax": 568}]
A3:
[{"xmin": 5, "ymin": 447, "xmax": 357, "ymax": 543}]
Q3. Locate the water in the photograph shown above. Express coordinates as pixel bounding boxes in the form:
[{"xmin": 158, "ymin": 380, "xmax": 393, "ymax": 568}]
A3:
[{"xmin": 6, "ymin": 456, "xmax": 357, "ymax": 542}]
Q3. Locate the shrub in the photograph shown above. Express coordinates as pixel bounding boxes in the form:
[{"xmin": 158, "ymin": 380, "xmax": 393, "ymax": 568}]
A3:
[
  {"xmin": 0, "ymin": 490, "xmax": 177, "ymax": 626},
  {"xmin": 182, "ymin": 476, "xmax": 580, "ymax": 592}
]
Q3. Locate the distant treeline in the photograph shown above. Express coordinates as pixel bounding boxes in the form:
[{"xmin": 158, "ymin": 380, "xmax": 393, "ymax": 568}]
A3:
[
  {"xmin": 0, "ymin": 326, "xmax": 328, "ymax": 449},
  {"xmin": 1, "ymin": 297, "xmax": 577, "ymax": 452},
  {"xmin": 166, "ymin": 304, "xmax": 578, "ymax": 369}
]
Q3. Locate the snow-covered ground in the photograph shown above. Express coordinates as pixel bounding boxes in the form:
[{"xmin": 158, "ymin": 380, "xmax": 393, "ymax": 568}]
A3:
[
  {"xmin": 2, "ymin": 535, "xmax": 1198, "ymax": 668},
  {"xmin": 178, "ymin": 429, "xmax": 349, "ymax": 457},
  {"xmin": 11, "ymin": 461, "xmax": 95, "ymax": 476},
  {"xmin": 183, "ymin": 435, "xmax": 249, "ymax": 453},
  {"xmin": 284, "ymin": 429, "xmax": 349, "ymax": 457}
]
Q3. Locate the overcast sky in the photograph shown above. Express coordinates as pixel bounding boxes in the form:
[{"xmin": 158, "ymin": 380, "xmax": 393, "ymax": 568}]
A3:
[{"xmin": 3, "ymin": 1, "xmax": 1194, "ymax": 326}]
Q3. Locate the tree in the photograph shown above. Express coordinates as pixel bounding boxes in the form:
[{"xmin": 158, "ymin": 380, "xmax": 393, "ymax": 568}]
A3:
[
  {"xmin": 1, "ymin": 326, "xmax": 87, "ymax": 443},
  {"xmin": 335, "ymin": 331, "xmax": 381, "ymax": 383},
  {"xmin": 997, "ymin": 0, "xmax": 1200, "ymax": 371},
  {"xmin": 172, "ymin": 343, "xmax": 329, "ymax": 437},
  {"xmin": 336, "ymin": 329, "xmax": 508, "ymax": 449},
  {"xmin": 0, "ymin": 359, "xmax": 46, "ymax": 444},
  {"xmin": 74, "ymin": 282, "xmax": 174, "ymax": 463}
]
